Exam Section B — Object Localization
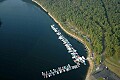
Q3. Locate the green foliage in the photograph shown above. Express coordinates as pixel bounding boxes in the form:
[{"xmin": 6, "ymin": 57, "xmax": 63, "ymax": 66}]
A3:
[
  {"xmin": 96, "ymin": 55, "xmax": 101, "ymax": 65},
  {"xmin": 97, "ymin": 77, "xmax": 104, "ymax": 80},
  {"xmin": 35, "ymin": 0, "xmax": 120, "ymax": 58}
]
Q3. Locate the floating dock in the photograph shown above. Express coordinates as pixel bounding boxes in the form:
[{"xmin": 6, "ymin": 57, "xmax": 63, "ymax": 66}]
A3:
[
  {"xmin": 42, "ymin": 64, "xmax": 80, "ymax": 78},
  {"xmin": 41, "ymin": 24, "xmax": 87, "ymax": 78}
]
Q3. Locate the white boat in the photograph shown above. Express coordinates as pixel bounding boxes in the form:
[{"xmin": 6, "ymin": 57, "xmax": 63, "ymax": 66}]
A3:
[
  {"xmin": 82, "ymin": 56, "xmax": 85, "ymax": 60},
  {"xmin": 68, "ymin": 50, "xmax": 73, "ymax": 53},
  {"xmin": 78, "ymin": 57, "xmax": 83, "ymax": 61},
  {"xmin": 51, "ymin": 24, "xmax": 58, "ymax": 32},
  {"xmin": 58, "ymin": 35, "xmax": 63, "ymax": 40}
]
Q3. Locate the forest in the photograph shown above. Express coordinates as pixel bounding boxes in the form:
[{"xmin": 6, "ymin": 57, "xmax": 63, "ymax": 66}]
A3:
[{"xmin": 35, "ymin": 0, "xmax": 120, "ymax": 64}]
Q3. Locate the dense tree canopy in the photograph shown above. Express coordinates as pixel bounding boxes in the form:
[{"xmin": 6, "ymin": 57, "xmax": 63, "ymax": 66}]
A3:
[{"xmin": 35, "ymin": 0, "xmax": 120, "ymax": 59}]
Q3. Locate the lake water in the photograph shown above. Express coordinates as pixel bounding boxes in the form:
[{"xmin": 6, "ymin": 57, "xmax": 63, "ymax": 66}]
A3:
[{"xmin": 0, "ymin": 0, "xmax": 89, "ymax": 80}]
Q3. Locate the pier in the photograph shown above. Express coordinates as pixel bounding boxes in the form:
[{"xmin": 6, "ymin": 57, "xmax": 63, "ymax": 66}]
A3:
[
  {"xmin": 41, "ymin": 64, "xmax": 80, "ymax": 78},
  {"xmin": 41, "ymin": 24, "xmax": 88, "ymax": 78}
]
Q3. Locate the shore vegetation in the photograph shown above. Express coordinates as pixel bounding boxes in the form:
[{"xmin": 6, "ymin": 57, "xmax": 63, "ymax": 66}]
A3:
[{"xmin": 34, "ymin": 0, "xmax": 120, "ymax": 78}]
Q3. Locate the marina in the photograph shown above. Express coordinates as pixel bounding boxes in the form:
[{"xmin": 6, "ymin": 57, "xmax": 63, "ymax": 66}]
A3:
[
  {"xmin": 0, "ymin": 0, "xmax": 89, "ymax": 79},
  {"xmin": 41, "ymin": 24, "xmax": 87, "ymax": 78}
]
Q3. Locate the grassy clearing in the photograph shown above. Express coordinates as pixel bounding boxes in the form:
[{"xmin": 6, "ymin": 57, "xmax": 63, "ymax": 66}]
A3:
[
  {"xmin": 108, "ymin": 56, "xmax": 120, "ymax": 66},
  {"xmin": 97, "ymin": 77, "xmax": 104, "ymax": 80},
  {"xmin": 105, "ymin": 59, "xmax": 120, "ymax": 77}
]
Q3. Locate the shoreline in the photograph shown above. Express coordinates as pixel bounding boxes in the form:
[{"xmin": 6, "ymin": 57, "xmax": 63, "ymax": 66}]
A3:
[{"xmin": 32, "ymin": 0, "xmax": 93, "ymax": 79}]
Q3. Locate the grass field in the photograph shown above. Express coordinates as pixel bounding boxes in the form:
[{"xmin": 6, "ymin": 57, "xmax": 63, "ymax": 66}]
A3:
[
  {"xmin": 97, "ymin": 77, "xmax": 104, "ymax": 80},
  {"xmin": 104, "ymin": 57, "xmax": 120, "ymax": 77}
]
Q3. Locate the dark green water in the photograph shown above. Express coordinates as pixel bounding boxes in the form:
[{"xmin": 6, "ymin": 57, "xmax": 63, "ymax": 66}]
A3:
[{"xmin": 0, "ymin": 0, "xmax": 89, "ymax": 80}]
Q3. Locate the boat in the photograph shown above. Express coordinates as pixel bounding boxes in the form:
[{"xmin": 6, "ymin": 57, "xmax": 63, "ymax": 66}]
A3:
[
  {"xmin": 82, "ymin": 56, "xmax": 85, "ymax": 60},
  {"xmin": 51, "ymin": 24, "xmax": 58, "ymax": 32}
]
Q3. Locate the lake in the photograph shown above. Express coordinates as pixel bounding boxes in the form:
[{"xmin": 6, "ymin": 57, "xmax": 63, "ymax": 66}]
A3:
[{"xmin": 0, "ymin": 0, "xmax": 89, "ymax": 80}]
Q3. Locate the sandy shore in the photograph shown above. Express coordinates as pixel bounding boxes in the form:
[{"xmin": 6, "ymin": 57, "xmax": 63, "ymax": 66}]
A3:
[{"xmin": 32, "ymin": 0, "xmax": 93, "ymax": 79}]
